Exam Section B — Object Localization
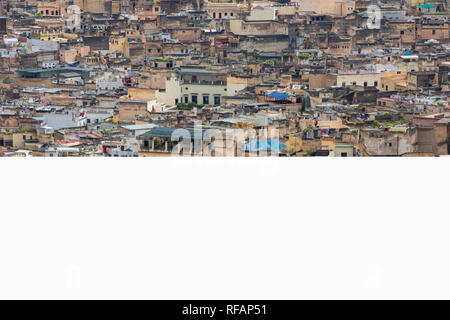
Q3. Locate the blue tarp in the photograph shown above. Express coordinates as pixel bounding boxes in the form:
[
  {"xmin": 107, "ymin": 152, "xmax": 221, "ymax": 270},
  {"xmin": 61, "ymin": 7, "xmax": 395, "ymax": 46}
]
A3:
[
  {"xmin": 244, "ymin": 139, "xmax": 287, "ymax": 152},
  {"xmin": 267, "ymin": 92, "xmax": 290, "ymax": 100}
]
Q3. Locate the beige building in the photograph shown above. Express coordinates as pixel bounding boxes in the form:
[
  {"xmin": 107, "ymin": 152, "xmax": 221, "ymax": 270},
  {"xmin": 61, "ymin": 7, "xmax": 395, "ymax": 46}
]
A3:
[
  {"xmin": 295, "ymin": 0, "xmax": 355, "ymax": 17},
  {"xmin": 228, "ymin": 19, "xmax": 288, "ymax": 36},
  {"xmin": 178, "ymin": 68, "xmax": 227, "ymax": 106},
  {"xmin": 337, "ymin": 71, "xmax": 381, "ymax": 89},
  {"xmin": 309, "ymin": 70, "xmax": 380, "ymax": 89},
  {"xmin": 206, "ymin": 2, "xmax": 241, "ymax": 20},
  {"xmin": 37, "ymin": 1, "xmax": 62, "ymax": 17},
  {"xmin": 380, "ymin": 71, "xmax": 408, "ymax": 92},
  {"xmin": 74, "ymin": 0, "xmax": 120, "ymax": 14}
]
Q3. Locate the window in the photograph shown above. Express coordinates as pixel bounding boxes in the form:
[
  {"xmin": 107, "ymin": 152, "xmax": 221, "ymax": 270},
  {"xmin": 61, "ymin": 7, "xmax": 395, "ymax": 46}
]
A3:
[
  {"xmin": 341, "ymin": 152, "xmax": 347, "ymax": 157},
  {"xmin": 175, "ymin": 99, "xmax": 179, "ymax": 104},
  {"xmin": 219, "ymin": 13, "xmax": 222, "ymax": 19},
  {"xmin": 184, "ymin": 96, "xmax": 188, "ymax": 103},
  {"xmin": 213, "ymin": 12, "xmax": 216, "ymax": 19},
  {"xmin": 374, "ymin": 81, "xmax": 378, "ymax": 87},
  {"xmin": 214, "ymin": 96, "xmax": 220, "ymax": 105},
  {"xmin": 400, "ymin": 31, "xmax": 404, "ymax": 35},
  {"xmin": 203, "ymin": 95, "xmax": 209, "ymax": 105},
  {"xmin": 192, "ymin": 95, "xmax": 198, "ymax": 104},
  {"xmin": 341, "ymin": 82, "xmax": 346, "ymax": 87},
  {"xmin": 432, "ymin": 30, "xmax": 436, "ymax": 35},
  {"xmin": 364, "ymin": 81, "xmax": 368, "ymax": 87}
]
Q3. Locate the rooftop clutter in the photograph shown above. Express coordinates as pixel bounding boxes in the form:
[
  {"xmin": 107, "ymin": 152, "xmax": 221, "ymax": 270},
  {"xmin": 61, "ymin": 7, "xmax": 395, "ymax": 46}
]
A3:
[{"xmin": 1, "ymin": 0, "xmax": 450, "ymax": 157}]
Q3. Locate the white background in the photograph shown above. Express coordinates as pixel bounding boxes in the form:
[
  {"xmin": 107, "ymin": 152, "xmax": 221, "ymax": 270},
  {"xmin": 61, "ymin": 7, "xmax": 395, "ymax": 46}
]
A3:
[{"xmin": 0, "ymin": 157, "xmax": 449, "ymax": 299}]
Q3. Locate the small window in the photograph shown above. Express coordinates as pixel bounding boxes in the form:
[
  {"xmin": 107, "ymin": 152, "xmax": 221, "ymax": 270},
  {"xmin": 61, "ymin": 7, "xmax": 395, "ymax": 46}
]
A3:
[
  {"xmin": 203, "ymin": 95, "xmax": 209, "ymax": 104},
  {"xmin": 364, "ymin": 81, "xmax": 368, "ymax": 87},
  {"xmin": 374, "ymin": 81, "xmax": 378, "ymax": 87}
]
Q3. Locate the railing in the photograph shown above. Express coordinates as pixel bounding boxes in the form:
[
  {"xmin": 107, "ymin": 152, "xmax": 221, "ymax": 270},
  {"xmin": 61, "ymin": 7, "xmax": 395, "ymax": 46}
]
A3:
[{"xmin": 182, "ymin": 80, "xmax": 226, "ymax": 85}]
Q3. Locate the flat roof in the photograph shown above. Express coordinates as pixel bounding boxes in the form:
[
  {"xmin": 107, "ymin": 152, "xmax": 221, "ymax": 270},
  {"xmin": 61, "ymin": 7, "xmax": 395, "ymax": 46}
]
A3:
[
  {"xmin": 121, "ymin": 124, "xmax": 158, "ymax": 130},
  {"xmin": 179, "ymin": 67, "xmax": 221, "ymax": 74},
  {"xmin": 17, "ymin": 67, "xmax": 92, "ymax": 73},
  {"xmin": 143, "ymin": 127, "xmax": 207, "ymax": 138}
]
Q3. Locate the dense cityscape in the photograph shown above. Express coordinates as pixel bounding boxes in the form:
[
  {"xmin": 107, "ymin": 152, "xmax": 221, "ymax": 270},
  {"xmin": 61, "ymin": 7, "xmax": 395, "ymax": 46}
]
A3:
[{"xmin": 0, "ymin": 0, "xmax": 449, "ymax": 157}]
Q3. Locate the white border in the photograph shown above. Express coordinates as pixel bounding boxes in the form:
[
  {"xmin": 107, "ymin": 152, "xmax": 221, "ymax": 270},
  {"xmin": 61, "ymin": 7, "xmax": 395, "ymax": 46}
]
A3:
[{"xmin": 1, "ymin": 158, "xmax": 449, "ymax": 299}]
